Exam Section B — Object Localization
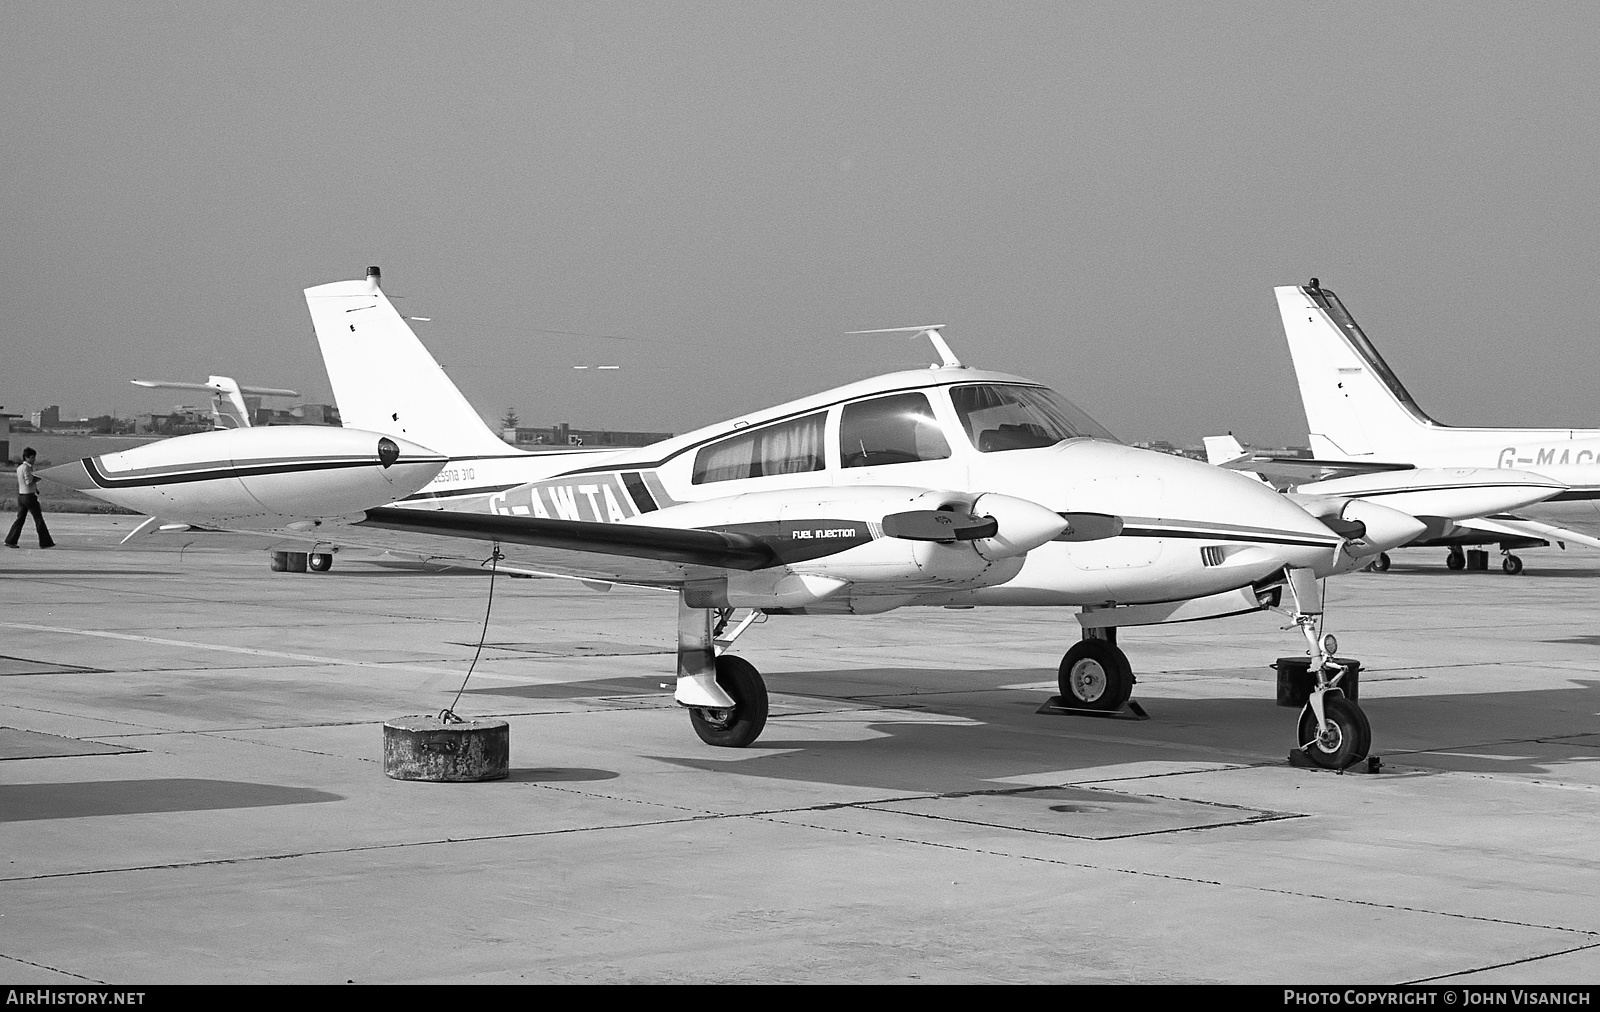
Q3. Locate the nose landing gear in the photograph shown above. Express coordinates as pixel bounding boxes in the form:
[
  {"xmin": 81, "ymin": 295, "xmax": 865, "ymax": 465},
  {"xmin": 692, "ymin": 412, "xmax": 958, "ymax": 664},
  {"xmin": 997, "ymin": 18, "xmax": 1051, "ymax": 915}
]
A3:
[{"xmin": 1282, "ymin": 569, "xmax": 1372, "ymax": 770}]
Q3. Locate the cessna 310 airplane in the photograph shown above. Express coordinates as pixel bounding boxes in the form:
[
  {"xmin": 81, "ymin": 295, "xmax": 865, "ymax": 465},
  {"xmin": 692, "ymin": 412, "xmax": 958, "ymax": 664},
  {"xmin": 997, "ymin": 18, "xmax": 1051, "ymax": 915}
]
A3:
[{"xmin": 45, "ymin": 268, "xmax": 1437, "ymax": 768}]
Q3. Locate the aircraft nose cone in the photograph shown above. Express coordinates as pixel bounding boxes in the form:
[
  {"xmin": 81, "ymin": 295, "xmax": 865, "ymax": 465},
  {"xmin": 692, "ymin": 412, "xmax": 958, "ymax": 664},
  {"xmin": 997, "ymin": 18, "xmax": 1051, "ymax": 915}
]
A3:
[
  {"xmin": 1336, "ymin": 499, "xmax": 1426, "ymax": 557},
  {"xmin": 39, "ymin": 459, "xmax": 94, "ymax": 492},
  {"xmin": 969, "ymin": 492, "xmax": 1071, "ymax": 558}
]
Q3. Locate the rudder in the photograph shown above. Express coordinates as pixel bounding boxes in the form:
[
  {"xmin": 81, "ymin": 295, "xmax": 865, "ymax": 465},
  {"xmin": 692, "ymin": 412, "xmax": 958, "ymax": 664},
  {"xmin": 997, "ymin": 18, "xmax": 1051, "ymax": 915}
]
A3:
[{"xmin": 305, "ymin": 267, "xmax": 520, "ymax": 458}]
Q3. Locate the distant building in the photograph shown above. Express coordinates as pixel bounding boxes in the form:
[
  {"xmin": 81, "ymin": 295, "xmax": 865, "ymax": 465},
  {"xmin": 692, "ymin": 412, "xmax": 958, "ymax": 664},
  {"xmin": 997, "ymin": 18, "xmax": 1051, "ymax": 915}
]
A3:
[
  {"xmin": 139, "ymin": 408, "xmax": 213, "ymax": 435},
  {"xmin": 289, "ymin": 403, "xmax": 341, "ymax": 426},
  {"xmin": 504, "ymin": 422, "xmax": 672, "ymax": 448}
]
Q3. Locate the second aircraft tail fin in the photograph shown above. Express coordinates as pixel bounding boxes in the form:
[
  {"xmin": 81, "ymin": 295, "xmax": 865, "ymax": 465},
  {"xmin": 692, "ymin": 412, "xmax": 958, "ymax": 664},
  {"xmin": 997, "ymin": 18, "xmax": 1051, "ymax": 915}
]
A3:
[
  {"xmin": 305, "ymin": 267, "xmax": 520, "ymax": 458},
  {"xmin": 1275, "ymin": 281, "xmax": 1441, "ymax": 460}
]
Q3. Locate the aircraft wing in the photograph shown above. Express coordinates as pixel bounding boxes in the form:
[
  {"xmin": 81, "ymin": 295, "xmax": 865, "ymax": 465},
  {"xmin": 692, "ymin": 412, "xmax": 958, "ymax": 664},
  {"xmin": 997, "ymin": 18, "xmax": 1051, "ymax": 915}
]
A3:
[
  {"xmin": 1214, "ymin": 453, "xmax": 1415, "ymax": 485},
  {"xmin": 1455, "ymin": 515, "xmax": 1600, "ymax": 551},
  {"xmin": 356, "ymin": 507, "xmax": 780, "ymax": 573}
]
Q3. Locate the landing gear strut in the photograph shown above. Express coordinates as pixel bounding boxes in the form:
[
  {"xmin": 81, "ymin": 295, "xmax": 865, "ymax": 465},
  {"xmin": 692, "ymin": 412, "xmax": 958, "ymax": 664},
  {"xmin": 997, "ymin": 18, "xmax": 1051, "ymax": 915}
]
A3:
[
  {"xmin": 1283, "ymin": 568, "xmax": 1371, "ymax": 770},
  {"xmin": 1058, "ymin": 628, "xmax": 1134, "ymax": 711},
  {"xmin": 676, "ymin": 597, "xmax": 768, "ymax": 747}
]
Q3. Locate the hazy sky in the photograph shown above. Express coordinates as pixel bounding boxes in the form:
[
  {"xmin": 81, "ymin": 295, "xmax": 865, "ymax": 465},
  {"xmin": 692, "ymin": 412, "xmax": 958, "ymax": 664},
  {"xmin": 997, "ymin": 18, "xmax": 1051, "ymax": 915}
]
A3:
[{"xmin": 5, "ymin": 2, "xmax": 1600, "ymax": 445}]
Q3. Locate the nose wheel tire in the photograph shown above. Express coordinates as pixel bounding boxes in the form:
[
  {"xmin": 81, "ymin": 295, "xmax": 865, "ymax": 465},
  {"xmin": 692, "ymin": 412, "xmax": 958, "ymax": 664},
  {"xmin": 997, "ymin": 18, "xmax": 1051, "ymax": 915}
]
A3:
[
  {"xmin": 1058, "ymin": 639, "xmax": 1134, "ymax": 711},
  {"xmin": 689, "ymin": 655, "xmax": 769, "ymax": 748},
  {"xmin": 1502, "ymin": 554, "xmax": 1524, "ymax": 575},
  {"xmin": 1296, "ymin": 694, "xmax": 1372, "ymax": 769},
  {"xmin": 1366, "ymin": 552, "xmax": 1391, "ymax": 573},
  {"xmin": 308, "ymin": 552, "xmax": 333, "ymax": 573}
]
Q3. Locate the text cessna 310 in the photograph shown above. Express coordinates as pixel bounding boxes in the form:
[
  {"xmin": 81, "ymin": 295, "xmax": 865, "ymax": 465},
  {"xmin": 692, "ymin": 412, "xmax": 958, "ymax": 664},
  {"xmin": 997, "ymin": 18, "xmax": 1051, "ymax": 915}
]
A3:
[{"xmin": 46, "ymin": 268, "xmax": 1436, "ymax": 768}]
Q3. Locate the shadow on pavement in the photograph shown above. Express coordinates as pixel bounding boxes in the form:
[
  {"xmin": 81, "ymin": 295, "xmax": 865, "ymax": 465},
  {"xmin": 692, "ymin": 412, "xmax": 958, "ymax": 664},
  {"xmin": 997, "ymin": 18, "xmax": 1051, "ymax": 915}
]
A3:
[{"xmin": 0, "ymin": 778, "xmax": 343, "ymax": 822}]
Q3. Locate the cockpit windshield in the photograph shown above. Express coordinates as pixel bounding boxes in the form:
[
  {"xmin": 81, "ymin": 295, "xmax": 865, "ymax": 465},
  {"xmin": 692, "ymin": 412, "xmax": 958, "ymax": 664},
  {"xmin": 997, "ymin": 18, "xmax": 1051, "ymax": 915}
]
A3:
[{"xmin": 950, "ymin": 383, "xmax": 1118, "ymax": 452}]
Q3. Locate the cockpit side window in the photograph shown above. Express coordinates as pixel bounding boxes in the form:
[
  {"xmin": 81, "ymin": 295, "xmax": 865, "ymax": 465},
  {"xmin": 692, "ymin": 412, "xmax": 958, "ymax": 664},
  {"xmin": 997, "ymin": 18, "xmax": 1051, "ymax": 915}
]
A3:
[
  {"xmin": 692, "ymin": 412, "xmax": 827, "ymax": 484},
  {"xmin": 839, "ymin": 392, "xmax": 951, "ymax": 468},
  {"xmin": 951, "ymin": 384, "xmax": 1117, "ymax": 452}
]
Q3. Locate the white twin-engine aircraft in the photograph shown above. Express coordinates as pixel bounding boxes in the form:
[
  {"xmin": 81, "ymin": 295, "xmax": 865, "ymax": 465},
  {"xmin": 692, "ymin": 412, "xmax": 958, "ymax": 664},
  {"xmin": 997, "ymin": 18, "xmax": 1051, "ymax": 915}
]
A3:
[
  {"xmin": 46, "ymin": 269, "xmax": 1434, "ymax": 768},
  {"xmin": 1244, "ymin": 281, "xmax": 1600, "ymax": 573}
]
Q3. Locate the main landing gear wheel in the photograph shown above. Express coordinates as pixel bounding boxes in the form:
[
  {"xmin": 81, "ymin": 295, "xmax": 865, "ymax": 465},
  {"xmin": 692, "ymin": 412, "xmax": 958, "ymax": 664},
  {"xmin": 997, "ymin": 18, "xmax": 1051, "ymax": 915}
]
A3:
[
  {"xmin": 1502, "ymin": 554, "xmax": 1524, "ymax": 575},
  {"xmin": 1058, "ymin": 639, "xmax": 1135, "ymax": 711},
  {"xmin": 1367, "ymin": 552, "xmax": 1392, "ymax": 573},
  {"xmin": 308, "ymin": 552, "xmax": 333, "ymax": 573},
  {"xmin": 688, "ymin": 654, "xmax": 769, "ymax": 748},
  {"xmin": 1296, "ymin": 694, "xmax": 1372, "ymax": 770},
  {"xmin": 1446, "ymin": 548, "xmax": 1465, "ymax": 571}
]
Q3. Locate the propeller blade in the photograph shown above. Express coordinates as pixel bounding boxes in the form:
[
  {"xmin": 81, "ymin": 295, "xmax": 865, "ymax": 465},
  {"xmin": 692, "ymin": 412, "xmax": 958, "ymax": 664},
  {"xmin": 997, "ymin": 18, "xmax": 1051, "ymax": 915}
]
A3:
[
  {"xmin": 1054, "ymin": 512, "xmax": 1124, "ymax": 542},
  {"xmin": 881, "ymin": 509, "xmax": 999, "ymax": 542}
]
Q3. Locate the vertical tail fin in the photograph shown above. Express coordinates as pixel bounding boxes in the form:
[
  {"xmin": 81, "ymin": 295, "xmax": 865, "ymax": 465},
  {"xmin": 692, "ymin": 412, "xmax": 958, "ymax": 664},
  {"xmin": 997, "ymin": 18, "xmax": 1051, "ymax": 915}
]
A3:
[
  {"xmin": 208, "ymin": 376, "xmax": 252, "ymax": 429},
  {"xmin": 1275, "ymin": 282, "xmax": 1439, "ymax": 460},
  {"xmin": 305, "ymin": 267, "xmax": 520, "ymax": 457},
  {"xmin": 1202, "ymin": 434, "xmax": 1246, "ymax": 466}
]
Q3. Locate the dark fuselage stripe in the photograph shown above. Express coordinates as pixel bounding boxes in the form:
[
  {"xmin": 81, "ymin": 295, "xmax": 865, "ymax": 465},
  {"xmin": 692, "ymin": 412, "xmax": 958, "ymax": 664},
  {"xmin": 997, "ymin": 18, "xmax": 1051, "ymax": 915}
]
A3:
[
  {"xmin": 399, "ymin": 483, "xmax": 522, "ymax": 502},
  {"xmin": 1118, "ymin": 525, "xmax": 1338, "ymax": 548},
  {"xmin": 622, "ymin": 472, "xmax": 659, "ymax": 513},
  {"xmin": 84, "ymin": 457, "xmax": 386, "ymax": 489}
]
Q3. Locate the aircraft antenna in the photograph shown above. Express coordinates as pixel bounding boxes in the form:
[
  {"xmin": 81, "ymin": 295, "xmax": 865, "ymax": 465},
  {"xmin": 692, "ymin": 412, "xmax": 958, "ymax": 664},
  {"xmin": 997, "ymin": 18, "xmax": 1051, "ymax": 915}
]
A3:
[{"xmin": 846, "ymin": 324, "xmax": 963, "ymax": 369}]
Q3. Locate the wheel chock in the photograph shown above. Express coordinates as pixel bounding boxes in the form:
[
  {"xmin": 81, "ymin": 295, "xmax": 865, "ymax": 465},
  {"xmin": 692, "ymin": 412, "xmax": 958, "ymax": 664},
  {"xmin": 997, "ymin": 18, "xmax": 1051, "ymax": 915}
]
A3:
[
  {"xmin": 1036, "ymin": 697, "xmax": 1150, "ymax": 720},
  {"xmin": 1288, "ymin": 749, "xmax": 1383, "ymax": 774}
]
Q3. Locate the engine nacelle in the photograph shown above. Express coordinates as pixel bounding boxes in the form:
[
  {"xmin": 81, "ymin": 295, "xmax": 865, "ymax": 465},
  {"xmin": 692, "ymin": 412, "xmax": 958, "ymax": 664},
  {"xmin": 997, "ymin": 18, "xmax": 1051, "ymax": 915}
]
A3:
[
  {"xmin": 42, "ymin": 426, "xmax": 447, "ymax": 526},
  {"xmin": 642, "ymin": 485, "xmax": 1057, "ymax": 605},
  {"xmin": 1290, "ymin": 493, "xmax": 1426, "ymax": 575}
]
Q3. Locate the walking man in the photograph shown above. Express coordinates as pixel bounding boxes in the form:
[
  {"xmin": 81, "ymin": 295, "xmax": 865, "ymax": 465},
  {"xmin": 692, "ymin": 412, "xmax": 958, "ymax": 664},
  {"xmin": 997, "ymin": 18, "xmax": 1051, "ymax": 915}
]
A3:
[{"xmin": 6, "ymin": 448, "xmax": 55, "ymax": 549}]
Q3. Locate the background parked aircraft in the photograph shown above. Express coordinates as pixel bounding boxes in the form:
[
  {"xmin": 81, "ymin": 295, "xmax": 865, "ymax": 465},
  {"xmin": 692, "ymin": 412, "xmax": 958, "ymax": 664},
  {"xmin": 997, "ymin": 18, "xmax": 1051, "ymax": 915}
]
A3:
[
  {"xmin": 1216, "ymin": 281, "xmax": 1600, "ymax": 574},
  {"xmin": 1203, "ymin": 433, "xmax": 1563, "ymax": 575},
  {"xmin": 130, "ymin": 375, "xmax": 299, "ymax": 430}
]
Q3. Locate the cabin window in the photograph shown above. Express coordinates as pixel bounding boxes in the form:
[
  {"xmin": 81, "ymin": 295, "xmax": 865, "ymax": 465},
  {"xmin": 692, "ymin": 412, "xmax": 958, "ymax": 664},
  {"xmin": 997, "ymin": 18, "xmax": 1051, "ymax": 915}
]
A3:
[
  {"xmin": 692, "ymin": 412, "xmax": 827, "ymax": 484},
  {"xmin": 839, "ymin": 392, "xmax": 951, "ymax": 468},
  {"xmin": 951, "ymin": 384, "xmax": 1117, "ymax": 451}
]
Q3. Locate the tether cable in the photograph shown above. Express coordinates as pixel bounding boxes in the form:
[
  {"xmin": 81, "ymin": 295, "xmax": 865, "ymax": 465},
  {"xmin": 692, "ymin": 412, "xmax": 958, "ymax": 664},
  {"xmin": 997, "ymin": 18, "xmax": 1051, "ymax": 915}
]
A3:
[{"xmin": 438, "ymin": 543, "xmax": 504, "ymax": 723}]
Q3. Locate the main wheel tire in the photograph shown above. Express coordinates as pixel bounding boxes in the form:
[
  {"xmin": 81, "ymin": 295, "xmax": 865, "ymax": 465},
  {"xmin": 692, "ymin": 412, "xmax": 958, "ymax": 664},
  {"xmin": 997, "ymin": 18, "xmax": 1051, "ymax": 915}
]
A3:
[
  {"xmin": 1446, "ymin": 549, "xmax": 1465, "ymax": 571},
  {"xmin": 1368, "ymin": 552, "xmax": 1391, "ymax": 573},
  {"xmin": 1296, "ymin": 694, "xmax": 1372, "ymax": 769},
  {"xmin": 1058, "ymin": 639, "xmax": 1135, "ymax": 711},
  {"xmin": 1502, "ymin": 554, "xmax": 1524, "ymax": 575},
  {"xmin": 688, "ymin": 655, "xmax": 769, "ymax": 748},
  {"xmin": 308, "ymin": 552, "xmax": 333, "ymax": 573}
]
